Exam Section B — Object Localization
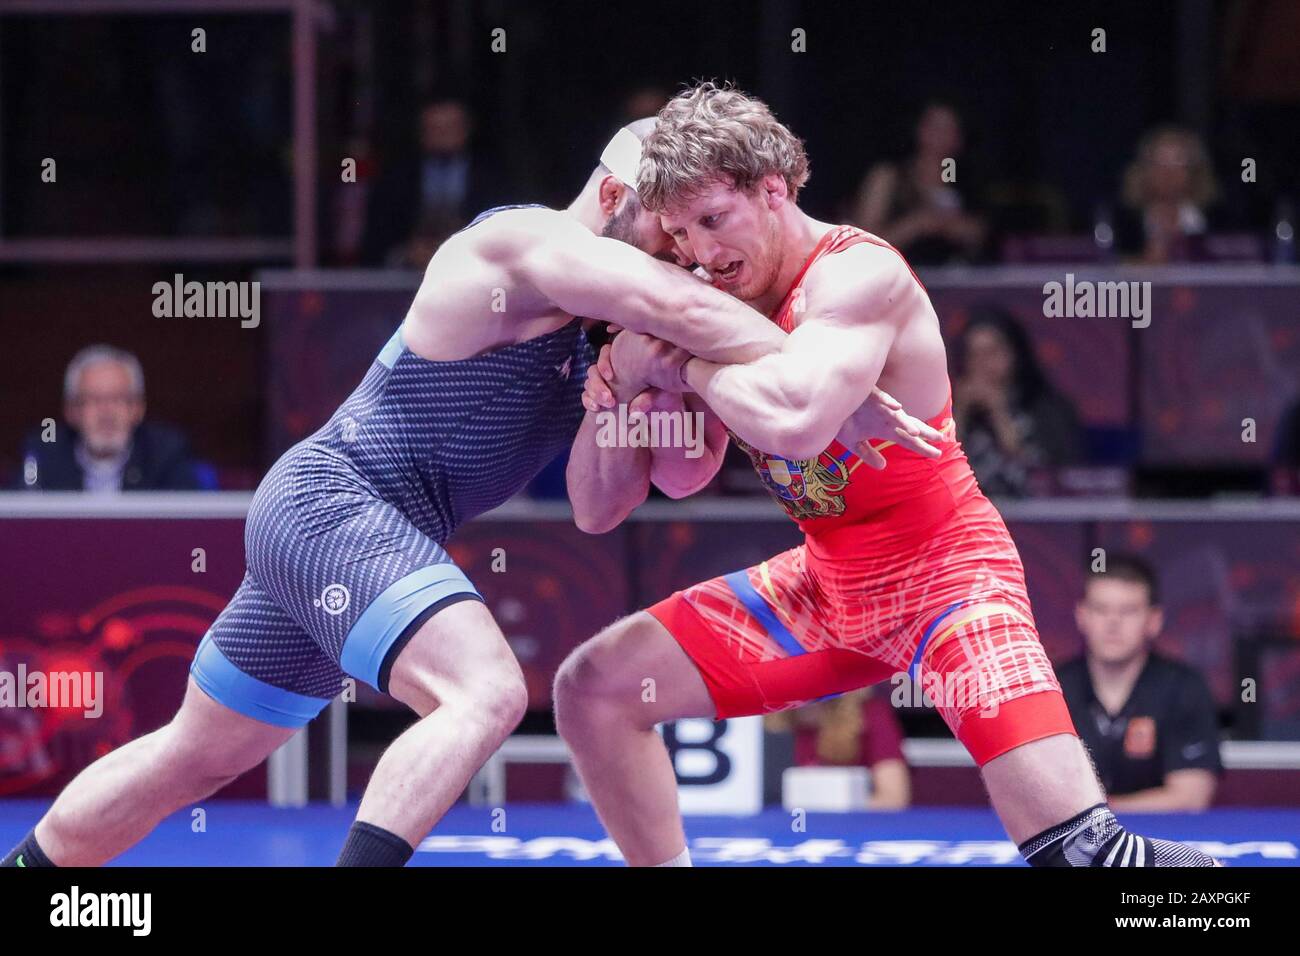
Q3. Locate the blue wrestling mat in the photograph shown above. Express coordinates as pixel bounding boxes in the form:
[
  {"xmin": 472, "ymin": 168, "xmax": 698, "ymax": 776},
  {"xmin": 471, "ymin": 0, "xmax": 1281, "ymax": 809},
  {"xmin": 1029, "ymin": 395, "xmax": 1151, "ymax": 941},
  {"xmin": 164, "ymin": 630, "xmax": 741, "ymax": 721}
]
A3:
[{"xmin": 1, "ymin": 801, "xmax": 1297, "ymax": 866}]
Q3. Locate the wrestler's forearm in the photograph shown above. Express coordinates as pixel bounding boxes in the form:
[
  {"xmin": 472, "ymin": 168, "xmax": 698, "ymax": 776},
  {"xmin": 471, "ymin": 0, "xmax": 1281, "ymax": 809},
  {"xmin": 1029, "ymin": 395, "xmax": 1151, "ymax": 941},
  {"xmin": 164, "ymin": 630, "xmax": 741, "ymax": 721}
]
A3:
[
  {"xmin": 645, "ymin": 393, "xmax": 729, "ymax": 499},
  {"xmin": 681, "ymin": 357, "xmax": 794, "ymax": 454},
  {"xmin": 566, "ymin": 409, "xmax": 651, "ymax": 534},
  {"xmin": 524, "ymin": 228, "xmax": 786, "ymax": 364},
  {"xmin": 679, "ymin": 315, "xmax": 895, "ymax": 460},
  {"xmin": 619, "ymin": 275, "xmax": 788, "ymax": 364},
  {"xmin": 681, "ymin": 352, "xmax": 879, "ymax": 461}
]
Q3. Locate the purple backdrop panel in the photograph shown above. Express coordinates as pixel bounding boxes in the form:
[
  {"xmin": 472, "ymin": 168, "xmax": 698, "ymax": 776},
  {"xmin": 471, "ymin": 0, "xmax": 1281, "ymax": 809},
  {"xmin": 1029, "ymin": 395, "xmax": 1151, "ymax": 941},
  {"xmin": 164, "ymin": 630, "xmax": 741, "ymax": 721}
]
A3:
[
  {"xmin": 445, "ymin": 521, "xmax": 631, "ymax": 710},
  {"xmin": 1003, "ymin": 520, "xmax": 1088, "ymax": 666},
  {"xmin": 0, "ymin": 518, "xmax": 256, "ymax": 797},
  {"xmin": 263, "ymin": 286, "xmax": 416, "ymax": 463},
  {"xmin": 1140, "ymin": 282, "xmax": 1300, "ymax": 465},
  {"xmin": 631, "ymin": 519, "xmax": 804, "ymax": 606},
  {"xmin": 259, "ymin": 278, "xmax": 1300, "ymax": 469},
  {"xmin": 929, "ymin": 286, "xmax": 1130, "ymax": 427},
  {"xmin": 1259, "ymin": 643, "xmax": 1300, "ymax": 738},
  {"xmin": 1095, "ymin": 520, "xmax": 1300, "ymax": 709}
]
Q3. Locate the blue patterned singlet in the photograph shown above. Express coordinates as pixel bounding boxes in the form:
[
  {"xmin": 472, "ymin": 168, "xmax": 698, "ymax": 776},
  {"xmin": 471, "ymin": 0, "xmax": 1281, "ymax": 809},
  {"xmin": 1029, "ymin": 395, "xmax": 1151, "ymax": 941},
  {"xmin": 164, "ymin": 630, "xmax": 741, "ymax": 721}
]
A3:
[{"xmin": 190, "ymin": 206, "xmax": 593, "ymax": 725}]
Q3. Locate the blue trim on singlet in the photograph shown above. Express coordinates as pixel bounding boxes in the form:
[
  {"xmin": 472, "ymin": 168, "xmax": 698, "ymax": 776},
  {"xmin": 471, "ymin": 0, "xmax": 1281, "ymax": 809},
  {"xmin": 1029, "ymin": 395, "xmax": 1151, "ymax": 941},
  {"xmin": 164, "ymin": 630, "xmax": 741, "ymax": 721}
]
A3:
[
  {"xmin": 376, "ymin": 203, "xmax": 560, "ymax": 374},
  {"xmin": 375, "ymin": 205, "xmax": 549, "ymax": 371},
  {"xmin": 377, "ymin": 326, "xmax": 405, "ymax": 369},
  {"xmin": 341, "ymin": 562, "xmax": 483, "ymax": 689},
  {"xmin": 461, "ymin": 202, "xmax": 549, "ymax": 232},
  {"xmin": 908, "ymin": 601, "xmax": 968, "ymax": 683},
  {"xmin": 190, "ymin": 633, "xmax": 331, "ymax": 728},
  {"xmin": 723, "ymin": 570, "xmax": 806, "ymax": 658}
]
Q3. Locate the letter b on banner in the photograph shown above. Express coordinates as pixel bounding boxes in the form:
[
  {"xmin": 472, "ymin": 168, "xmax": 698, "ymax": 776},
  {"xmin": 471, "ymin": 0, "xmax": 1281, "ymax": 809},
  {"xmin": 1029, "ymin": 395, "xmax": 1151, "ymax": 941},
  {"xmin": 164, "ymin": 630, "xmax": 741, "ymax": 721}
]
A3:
[
  {"xmin": 663, "ymin": 719, "xmax": 731, "ymax": 785},
  {"xmin": 661, "ymin": 716, "xmax": 762, "ymax": 815}
]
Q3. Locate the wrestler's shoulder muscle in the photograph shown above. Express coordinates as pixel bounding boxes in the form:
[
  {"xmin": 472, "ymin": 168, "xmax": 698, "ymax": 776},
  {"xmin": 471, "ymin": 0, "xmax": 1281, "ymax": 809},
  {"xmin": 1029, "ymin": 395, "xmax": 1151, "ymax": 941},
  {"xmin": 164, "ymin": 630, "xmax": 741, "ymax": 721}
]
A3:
[
  {"xmin": 801, "ymin": 240, "xmax": 917, "ymax": 328},
  {"xmin": 407, "ymin": 207, "xmax": 569, "ymax": 341}
]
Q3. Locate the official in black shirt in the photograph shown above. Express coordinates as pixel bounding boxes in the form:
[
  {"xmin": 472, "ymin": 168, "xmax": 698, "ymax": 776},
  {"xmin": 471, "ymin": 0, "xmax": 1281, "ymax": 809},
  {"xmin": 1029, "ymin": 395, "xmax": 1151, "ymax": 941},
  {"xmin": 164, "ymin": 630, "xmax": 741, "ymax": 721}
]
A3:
[{"xmin": 1058, "ymin": 555, "xmax": 1221, "ymax": 812}]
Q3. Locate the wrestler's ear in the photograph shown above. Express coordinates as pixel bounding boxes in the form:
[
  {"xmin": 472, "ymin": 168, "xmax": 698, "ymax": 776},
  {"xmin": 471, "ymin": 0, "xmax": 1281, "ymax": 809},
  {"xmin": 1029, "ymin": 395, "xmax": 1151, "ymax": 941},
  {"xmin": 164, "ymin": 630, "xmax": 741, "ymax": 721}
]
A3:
[
  {"xmin": 597, "ymin": 174, "xmax": 624, "ymax": 216},
  {"xmin": 761, "ymin": 173, "xmax": 788, "ymax": 209}
]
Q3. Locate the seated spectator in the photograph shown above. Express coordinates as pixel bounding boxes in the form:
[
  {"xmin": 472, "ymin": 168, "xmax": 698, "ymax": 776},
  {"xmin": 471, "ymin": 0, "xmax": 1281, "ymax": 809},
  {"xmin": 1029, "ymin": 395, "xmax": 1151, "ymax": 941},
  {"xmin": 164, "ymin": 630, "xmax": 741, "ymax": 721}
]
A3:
[
  {"xmin": 362, "ymin": 98, "xmax": 501, "ymax": 267},
  {"xmin": 1115, "ymin": 125, "xmax": 1220, "ymax": 264},
  {"xmin": 764, "ymin": 687, "xmax": 911, "ymax": 810},
  {"xmin": 952, "ymin": 307, "xmax": 1082, "ymax": 497},
  {"xmin": 1057, "ymin": 554, "xmax": 1222, "ymax": 812},
  {"xmin": 850, "ymin": 102, "xmax": 986, "ymax": 264},
  {"xmin": 16, "ymin": 345, "xmax": 201, "ymax": 492}
]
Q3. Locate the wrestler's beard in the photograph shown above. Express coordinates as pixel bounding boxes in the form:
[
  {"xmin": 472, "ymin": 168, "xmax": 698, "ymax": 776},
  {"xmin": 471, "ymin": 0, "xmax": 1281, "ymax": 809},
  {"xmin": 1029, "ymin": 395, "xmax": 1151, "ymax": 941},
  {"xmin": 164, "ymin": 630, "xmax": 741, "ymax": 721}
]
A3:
[
  {"xmin": 601, "ymin": 198, "xmax": 641, "ymax": 246},
  {"xmin": 735, "ymin": 209, "xmax": 784, "ymax": 303}
]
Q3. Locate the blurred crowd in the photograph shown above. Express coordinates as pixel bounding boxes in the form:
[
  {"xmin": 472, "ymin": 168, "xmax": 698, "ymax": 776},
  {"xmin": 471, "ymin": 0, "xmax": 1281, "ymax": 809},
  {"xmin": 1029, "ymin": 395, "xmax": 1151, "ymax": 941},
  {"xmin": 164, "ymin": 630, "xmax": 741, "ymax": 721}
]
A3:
[
  {"xmin": 11, "ymin": 88, "xmax": 1300, "ymax": 498},
  {"xmin": 5, "ymin": 2, "xmax": 1300, "ymax": 499},
  {"xmin": 336, "ymin": 95, "xmax": 1292, "ymax": 271}
]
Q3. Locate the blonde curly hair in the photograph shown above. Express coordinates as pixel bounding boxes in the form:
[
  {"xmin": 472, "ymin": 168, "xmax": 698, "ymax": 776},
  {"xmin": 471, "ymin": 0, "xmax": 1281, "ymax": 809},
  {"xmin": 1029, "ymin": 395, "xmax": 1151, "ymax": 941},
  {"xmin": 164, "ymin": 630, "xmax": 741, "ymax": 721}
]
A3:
[{"xmin": 637, "ymin": 80, "xmax": 811, "ymax": 213}]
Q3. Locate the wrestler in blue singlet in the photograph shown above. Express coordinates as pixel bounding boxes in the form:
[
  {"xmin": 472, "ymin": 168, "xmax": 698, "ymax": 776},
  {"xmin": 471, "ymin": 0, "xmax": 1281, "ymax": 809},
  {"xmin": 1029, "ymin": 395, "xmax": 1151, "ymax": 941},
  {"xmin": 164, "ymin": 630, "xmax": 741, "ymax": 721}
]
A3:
[{"xmin": 190, "ymin": 206, "xmax": 592, "ymax": 726}]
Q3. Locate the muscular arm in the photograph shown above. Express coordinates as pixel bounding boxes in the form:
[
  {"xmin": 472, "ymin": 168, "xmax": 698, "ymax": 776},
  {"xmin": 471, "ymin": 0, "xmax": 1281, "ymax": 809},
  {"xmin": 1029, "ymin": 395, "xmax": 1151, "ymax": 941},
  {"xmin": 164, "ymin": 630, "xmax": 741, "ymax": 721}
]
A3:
[
  {"xmin": 681, "ymin": 244, "xmax": 912, "ymax": 460},
  {"xmin": 646, "ymin": 391, "xmax": 729, "ymax": 498},
  {"xmin": 566, "ymin": 406, "xmax": 650, "ymax": 534},
  {"xmin": 567, "ymin": 355, "xmax": 728, "ymax": 533},
  {"xmin": 510, "ymin": 211, "xmax": 786, "ymax": 362}
]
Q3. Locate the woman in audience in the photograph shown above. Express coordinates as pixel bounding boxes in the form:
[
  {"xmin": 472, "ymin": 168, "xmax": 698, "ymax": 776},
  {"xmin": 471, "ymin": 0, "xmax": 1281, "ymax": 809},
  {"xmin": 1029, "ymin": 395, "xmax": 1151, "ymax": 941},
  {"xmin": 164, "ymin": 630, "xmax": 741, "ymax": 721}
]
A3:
[
  {"xmin": 851, "ymin": 102, "xmax": 986, "ymax": 265},
  {"xmin": 952, "ymin": 307, "xmax": 1083, "ymax": 497}
]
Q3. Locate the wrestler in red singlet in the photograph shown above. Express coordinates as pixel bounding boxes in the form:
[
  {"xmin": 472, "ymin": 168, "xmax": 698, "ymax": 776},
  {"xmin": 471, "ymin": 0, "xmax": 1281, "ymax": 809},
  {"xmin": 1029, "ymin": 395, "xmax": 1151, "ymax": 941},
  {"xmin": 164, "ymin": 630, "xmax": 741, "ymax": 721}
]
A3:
[{"xmin": 648, "ymin": 225, "xmax": 1078, "ymax": 766}]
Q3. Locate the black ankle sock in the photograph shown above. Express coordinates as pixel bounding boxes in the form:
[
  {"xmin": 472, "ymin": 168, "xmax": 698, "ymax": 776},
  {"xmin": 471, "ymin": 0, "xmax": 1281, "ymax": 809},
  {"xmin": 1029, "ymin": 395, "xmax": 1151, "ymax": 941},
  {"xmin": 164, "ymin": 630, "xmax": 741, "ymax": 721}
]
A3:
[
  {"xmin": 2, "ymin": 830, "xmax": 57, "ymax": 868},
  {"xmin": 335, "ymin": 821, "xmax": 414, "ymax": 867}
]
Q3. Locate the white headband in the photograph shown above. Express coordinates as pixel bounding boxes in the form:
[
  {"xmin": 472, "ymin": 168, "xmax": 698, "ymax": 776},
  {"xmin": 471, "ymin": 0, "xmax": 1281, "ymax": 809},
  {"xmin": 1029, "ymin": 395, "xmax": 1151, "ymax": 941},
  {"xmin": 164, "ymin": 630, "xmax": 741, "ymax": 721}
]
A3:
[{"xmin": 599, "ymin": 127, "xmax": 644, "ymax": 191}]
